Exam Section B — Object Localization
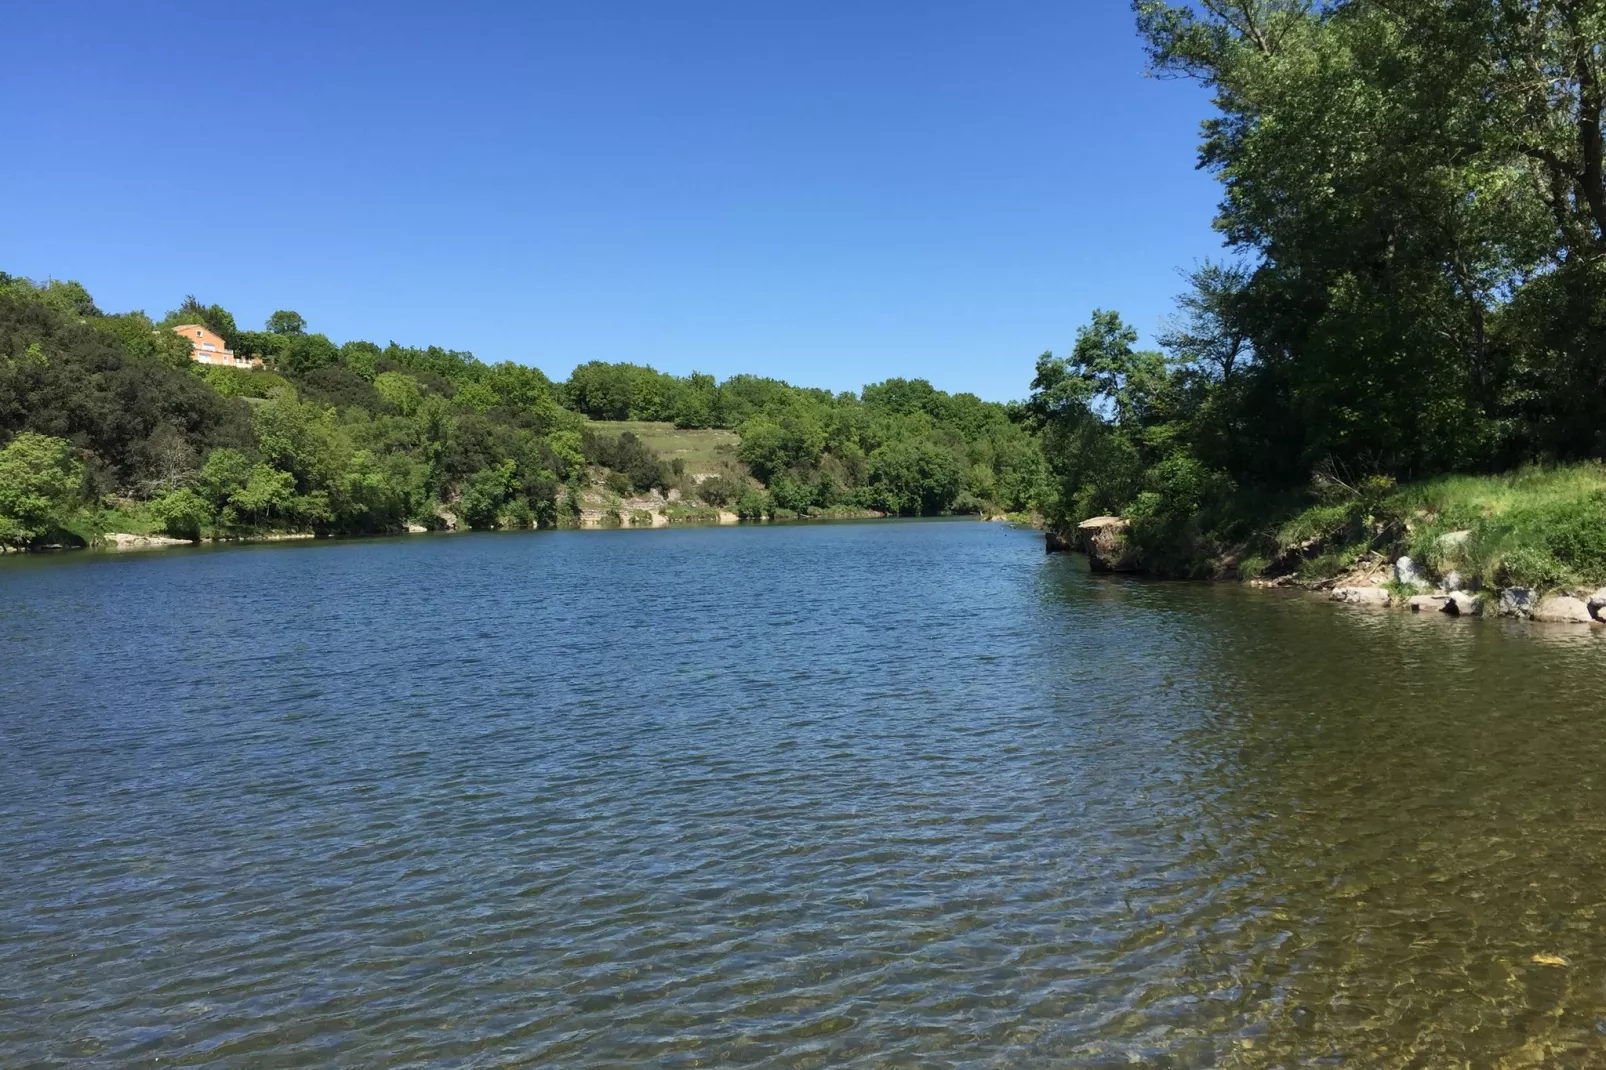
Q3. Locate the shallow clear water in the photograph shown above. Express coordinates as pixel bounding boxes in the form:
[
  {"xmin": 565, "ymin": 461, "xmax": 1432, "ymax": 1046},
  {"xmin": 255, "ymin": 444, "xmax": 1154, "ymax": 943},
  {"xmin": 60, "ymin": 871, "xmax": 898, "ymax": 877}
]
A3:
[{"xmin": 3, "ymin": 520, "xmax": 1606, "ymax": 1067}]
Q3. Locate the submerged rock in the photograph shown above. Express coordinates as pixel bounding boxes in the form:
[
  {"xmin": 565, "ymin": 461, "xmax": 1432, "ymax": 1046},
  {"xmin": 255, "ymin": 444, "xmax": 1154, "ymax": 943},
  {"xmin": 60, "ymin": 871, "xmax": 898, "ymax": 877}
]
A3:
[
  {"xmin": 1442, "ymin": 591, "xmax": 1483, "ymax": 617},
  {"xmin": 1533, "ymin": 595, "xmax": 1596, "ymax": 624},
  {"xmin": 1077, "ymin": 516, "xmax": 1138, "ymax": 573},
  {"xmin": 1497, "ymin": 588, "xmax": 1537, "ymax": 619},
  {"xmin": 1332, "ymin": 586, "xmax": 1390, "ymax": 606}
]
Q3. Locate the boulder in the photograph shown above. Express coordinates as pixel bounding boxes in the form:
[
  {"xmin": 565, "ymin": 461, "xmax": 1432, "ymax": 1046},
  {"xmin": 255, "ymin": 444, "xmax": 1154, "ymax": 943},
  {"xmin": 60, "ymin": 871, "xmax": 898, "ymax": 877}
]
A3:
[
  {"xmin": 1437, "ymin": 529, "xmax": 1473, "ymax": 550},
  {"xmin": 1077, "ymin": 516, "xmax": 1139, "ymax": 573},
  {"xmin": 1441, "ymin": 570, "xmax": 1464, "ymax": 593},
  {"xmin": 1332, "ymin": 586, "xmax": 1391, "ymax": 606},
  {"xmin": 1588, "ymin": 587, "xmax": 1606, "ymax": 620},
  {"xmin": 1496, "ymin": 587, "xmax": 1537, "ymax": 619},
  {"xmin": 1532, "ymin": 595, "xmax": 1596, "ymax": 624},
  {"xmin": 1393, "ymin": 556, "xmax": 1428, "ymax": 590},
  {"xmin": 1442, "ymin": 590, "xmax": 1483, "ymax": 617},
  {"xmin": 1408, "ymin": 594, "xmax": 1451, "ymax": 613}
]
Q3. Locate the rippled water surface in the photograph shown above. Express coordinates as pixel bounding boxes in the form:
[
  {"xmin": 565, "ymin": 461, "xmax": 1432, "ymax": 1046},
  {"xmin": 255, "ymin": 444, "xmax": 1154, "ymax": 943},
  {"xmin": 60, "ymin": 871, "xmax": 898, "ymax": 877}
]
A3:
[{"xmin": 5, "ymin": 521, "xmax": 1606, "ymax": 1066}]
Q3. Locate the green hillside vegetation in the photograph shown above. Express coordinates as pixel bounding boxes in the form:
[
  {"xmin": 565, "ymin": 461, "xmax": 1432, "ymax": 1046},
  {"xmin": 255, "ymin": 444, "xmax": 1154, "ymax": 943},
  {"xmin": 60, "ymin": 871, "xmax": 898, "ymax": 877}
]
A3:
[
  {"xmin": 585, "ymin": 421, "xmax": 742, "ymax": 474},
  {"xmin": 0, "ymin": 275, "xmax": 1045, "ymax": 549},
  {"xmin": 1027, "ymin": 2, "xmax": 1606, "ymax": 590}
]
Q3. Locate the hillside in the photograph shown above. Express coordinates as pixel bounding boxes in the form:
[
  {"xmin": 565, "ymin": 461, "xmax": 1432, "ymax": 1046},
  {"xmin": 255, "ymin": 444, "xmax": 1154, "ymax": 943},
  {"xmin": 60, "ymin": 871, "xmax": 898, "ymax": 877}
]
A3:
[{"xmin": 0, "ymin": 275, "xmax": 1046, "ymax": 549}]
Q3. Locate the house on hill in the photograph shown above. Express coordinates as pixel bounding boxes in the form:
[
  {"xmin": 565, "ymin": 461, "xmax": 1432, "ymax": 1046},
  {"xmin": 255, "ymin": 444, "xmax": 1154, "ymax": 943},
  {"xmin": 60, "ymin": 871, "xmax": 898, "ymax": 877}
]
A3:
[{"xmin": 172, "ymin": 324, "xmax": 261, "ymax": 369}]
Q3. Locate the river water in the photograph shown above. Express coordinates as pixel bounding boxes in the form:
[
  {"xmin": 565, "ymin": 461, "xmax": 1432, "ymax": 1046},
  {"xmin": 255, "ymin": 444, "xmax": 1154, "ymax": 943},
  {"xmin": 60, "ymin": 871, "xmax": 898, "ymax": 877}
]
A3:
[{"xmin": 3, "ymin": 520, "xmax": 1605, "ymax": 1066}]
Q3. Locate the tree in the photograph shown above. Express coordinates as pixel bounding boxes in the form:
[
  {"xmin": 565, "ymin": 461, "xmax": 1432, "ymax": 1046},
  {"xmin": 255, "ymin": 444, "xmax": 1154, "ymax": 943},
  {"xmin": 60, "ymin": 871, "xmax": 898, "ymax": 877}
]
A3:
[
  {"xmin": 266, "ymin": 310, "xmax": 307, "ymax": 336},
  {"xmin": 458, "ymin": 459, "xmax": 517, "ymax": 528},
  {"xmin": 0, "ymin": 432, "xmax": 82, "ymax": 546},
  {"xmin": 199, "ymin": 448, "xmax": 252, "ymax": 519}
]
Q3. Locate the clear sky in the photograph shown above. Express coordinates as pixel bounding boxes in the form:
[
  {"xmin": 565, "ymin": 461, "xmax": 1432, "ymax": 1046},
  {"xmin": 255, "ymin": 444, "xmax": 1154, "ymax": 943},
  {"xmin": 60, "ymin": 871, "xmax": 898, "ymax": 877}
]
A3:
[{"xmin": 1, "ymin": 2, "xmax": 1223, "ymax": 402}]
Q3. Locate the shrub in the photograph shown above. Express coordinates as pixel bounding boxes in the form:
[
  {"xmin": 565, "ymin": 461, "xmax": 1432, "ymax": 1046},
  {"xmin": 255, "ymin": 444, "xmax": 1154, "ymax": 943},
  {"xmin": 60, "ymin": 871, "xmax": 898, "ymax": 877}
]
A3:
[{"xmin": 0, "ymin": 432, "xmax": 83, "ymax": 547}]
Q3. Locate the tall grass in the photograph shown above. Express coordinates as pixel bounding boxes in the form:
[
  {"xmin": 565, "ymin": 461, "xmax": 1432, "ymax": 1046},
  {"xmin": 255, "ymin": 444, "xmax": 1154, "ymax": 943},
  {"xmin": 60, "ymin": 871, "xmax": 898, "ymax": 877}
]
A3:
[{"xmin": 1395, "ymin": 464, "xmax": 1606, "ymax": 590}]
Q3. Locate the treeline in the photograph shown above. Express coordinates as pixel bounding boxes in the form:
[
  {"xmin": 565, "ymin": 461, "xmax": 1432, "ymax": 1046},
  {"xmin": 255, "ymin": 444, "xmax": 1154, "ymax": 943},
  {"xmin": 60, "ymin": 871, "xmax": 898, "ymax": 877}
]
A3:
[
  {"xmin": 565, "ymin": 361, "xmax": 1044, "ymax": 517},
  {"xmin": 0, "ymin": 275, "xmax": 1044, "ymax": 548},
  {"xmin": 1031, "ymin": 0, "xmax": 1606, "ymax": 576}
]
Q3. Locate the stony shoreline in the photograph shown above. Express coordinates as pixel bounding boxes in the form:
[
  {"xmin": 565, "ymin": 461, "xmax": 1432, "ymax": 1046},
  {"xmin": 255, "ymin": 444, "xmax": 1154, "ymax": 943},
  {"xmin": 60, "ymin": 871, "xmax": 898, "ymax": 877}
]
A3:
[
  {"xmin": 1325, "ymin": 556, "xmax": 1606, "ymax": 624},
  {"xmin": 1052, "ymin": 518, "xmax": 1606, "ymax": 628}
]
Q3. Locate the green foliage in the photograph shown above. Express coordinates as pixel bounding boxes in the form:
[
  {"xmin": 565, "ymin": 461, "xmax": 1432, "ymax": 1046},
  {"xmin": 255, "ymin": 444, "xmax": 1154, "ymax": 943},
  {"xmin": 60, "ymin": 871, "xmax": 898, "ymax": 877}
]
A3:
[
  {"xmin": 266, "ymin": 310, "xmax": 306, "ymax": 336},
  {"xmin": 694, "ymin": 473, "xmax": 748, "ymax": 508},
  {"xmin": 866, "ymin": 439, "xmax": 963, "ymax": 516},
  {"xmin": 1, "ymin": 272, "xmax": 1044, "ymax": 544},
  {"xmin": 458, "ymin": 460, "xmax": 518, "ymax": 529},
  {"xmin": 0, "ymin": 432, "xmax": 83, "ymax": 546},
  {"xmin": 151, "ymin": 487, "xmax": 210, "ymax": 540},
  {"xmin": 582, "ymin": 430, "xmax": 669, "ymax": 494},
  {"xmin": 1031, "ymin": 4, "xmax": 1606, "ymax": 577}
]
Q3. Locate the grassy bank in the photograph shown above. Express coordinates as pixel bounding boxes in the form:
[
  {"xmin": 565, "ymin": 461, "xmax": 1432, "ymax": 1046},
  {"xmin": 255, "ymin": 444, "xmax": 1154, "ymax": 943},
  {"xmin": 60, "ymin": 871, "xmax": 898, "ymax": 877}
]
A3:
[
  {"xmin": 584, "ymin": 420, "xmax": 741, "ymax": 476},
  {"xmin": 1116, "ymin": 463, "xmax": 1606, "ymax": 593}
]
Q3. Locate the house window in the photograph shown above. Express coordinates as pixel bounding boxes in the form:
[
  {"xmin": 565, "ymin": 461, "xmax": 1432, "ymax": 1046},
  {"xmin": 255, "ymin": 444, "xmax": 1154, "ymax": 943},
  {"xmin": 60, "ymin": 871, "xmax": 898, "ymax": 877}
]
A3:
[
  {"xmin": 202, "ymin": 343, "xmax": 216, "ymax": 351},
  {"xmin": 195, "ymin": 330, "xmax": 203, "ymax": 337}
]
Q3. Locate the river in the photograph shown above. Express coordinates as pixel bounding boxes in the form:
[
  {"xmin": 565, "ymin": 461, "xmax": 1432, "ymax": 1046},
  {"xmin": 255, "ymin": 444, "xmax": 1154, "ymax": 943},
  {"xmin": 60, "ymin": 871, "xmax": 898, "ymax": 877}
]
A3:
[{"xmin": 3, "ymin": 520, "xmax": 1604, "ymax": 1066}]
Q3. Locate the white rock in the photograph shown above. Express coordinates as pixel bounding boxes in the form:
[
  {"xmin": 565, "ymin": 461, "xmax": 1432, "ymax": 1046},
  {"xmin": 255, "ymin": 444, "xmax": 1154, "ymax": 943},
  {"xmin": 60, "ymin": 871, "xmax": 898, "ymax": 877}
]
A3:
[
  {"xmin": 1437, "ymin": 529, "xmax": 1472, "ymax": 549},
  {"xmin": 1497, "ymin": 588, "xmax": 1537, "ymax": 619},
  {"xmin": 1588, "ymin": 588, "xmax": 1606, "ymax": 618},
  {"xmin": 1441, "ymin": 570, "xmax": 1463, "ymax": 592},
  {"xmin": 1532, "ymin": 595, "xmax": 1596, "ymax": 624},
  {"xmin": 1408, "ymin": 594, "xmax": 1451, "ymax": 613},
  {"xmin": 104, "ymin": 532, "xmax": 190, "ymax": 549},
  {"xmin": 1442, "ymin": 591, "xmax": 1483, "ymax": 617},
  {"xmin": 1394, "ymin": 556, "xmax": 1425, "ymax": 588},
  {"xmin": 1332, "ymin": 586, "xmax": 1391, "ymax": 606}
]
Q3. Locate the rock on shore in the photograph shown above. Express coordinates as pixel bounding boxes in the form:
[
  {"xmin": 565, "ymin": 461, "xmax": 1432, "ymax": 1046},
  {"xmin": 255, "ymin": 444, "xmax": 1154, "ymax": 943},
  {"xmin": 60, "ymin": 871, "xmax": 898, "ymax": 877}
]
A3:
[
  {"xmin": 1077, "ymin": 516, "xmax": 1138, "ymax": 573},
  {"xmin": 104, "ymin": 532, "xmax": 191, "ymax": 550},
  {"xmin": 1533, "ymin": 595, "xmax": 1595, "ymax": 623}
]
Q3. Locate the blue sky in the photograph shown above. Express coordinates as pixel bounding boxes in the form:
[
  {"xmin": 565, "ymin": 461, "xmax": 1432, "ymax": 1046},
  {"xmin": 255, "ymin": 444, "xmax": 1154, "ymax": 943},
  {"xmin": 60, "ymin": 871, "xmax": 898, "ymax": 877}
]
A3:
[{"xmin": 2, "ymin": 2, "xmax": 1222, "ymax": 402}]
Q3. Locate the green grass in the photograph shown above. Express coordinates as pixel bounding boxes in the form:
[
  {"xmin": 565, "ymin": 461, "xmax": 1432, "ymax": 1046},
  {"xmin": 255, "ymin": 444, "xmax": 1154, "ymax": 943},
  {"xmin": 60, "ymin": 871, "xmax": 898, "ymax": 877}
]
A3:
[
  {"xmin": 1270, "ymin": 462, "xmax": 1606, "ymax": 590},
  {"xmin": 586, "ymin": 420, "xmax": 741, "ymax": 474},
  {"xmin": 1396, "ymin": 464, "xmax": 1606, "ymax": 590}
]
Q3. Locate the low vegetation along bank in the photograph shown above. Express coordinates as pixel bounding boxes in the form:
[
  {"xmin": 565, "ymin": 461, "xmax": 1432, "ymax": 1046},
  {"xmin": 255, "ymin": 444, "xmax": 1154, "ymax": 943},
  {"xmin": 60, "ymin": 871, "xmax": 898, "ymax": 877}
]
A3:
[
  {"xmin": 1056, "ymin": 463, "xmax": 1606, "ymax": 626},
  {"xmin": 0, "ymin": 274, "xmax": 1044, "ymax": 552}
]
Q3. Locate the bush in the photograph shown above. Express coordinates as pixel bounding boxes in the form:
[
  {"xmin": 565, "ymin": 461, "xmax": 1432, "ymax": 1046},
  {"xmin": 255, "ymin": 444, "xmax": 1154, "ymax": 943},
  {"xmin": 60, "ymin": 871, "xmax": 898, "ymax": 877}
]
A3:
[
  {"xmin": 0, "ymin": 432, "xmax": 83, "ymax": 547},
  {"xmin": 735, "ymin": 489, "xmax": 769, "ymax": 520},
  {"xmin": 151, "ymin": 488, "xmax": 210, "ymax": 540},
  {"xmin": 696, "ymin": 473, "xmax": 748, "ymax": 508}
]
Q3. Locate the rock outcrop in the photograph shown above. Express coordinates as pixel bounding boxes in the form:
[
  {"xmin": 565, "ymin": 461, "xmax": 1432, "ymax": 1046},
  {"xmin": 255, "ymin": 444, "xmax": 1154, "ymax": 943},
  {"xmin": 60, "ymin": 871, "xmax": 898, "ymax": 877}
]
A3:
[{"xmin": 1077, "ymin": 516, "xmax": 1138, "ymax": 572}]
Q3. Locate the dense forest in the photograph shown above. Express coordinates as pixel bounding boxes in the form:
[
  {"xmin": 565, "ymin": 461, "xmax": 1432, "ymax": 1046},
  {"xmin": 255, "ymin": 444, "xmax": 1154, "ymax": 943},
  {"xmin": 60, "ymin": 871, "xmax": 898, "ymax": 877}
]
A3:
[
  {"xmin": 0, "ymin": 274, "xmax": 1044, "ymax": 548},
  {"xmin": 1024, "ymin": 0, "xmax": 1606, "ymax": 586}
]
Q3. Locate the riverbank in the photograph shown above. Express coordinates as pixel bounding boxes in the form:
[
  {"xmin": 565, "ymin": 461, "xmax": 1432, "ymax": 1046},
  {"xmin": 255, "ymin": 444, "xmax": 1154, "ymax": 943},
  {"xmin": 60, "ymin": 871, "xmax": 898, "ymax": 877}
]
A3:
[
  {"xmin": 1048, "ymin": 463, "xmax": 1606, "ymax": 626},
  {"xmin": 0, "ymin": 510, "xmax": 1017, "ymax": 555}
]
